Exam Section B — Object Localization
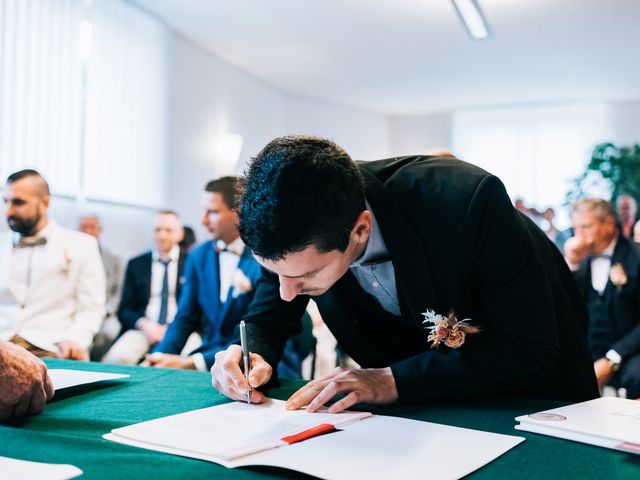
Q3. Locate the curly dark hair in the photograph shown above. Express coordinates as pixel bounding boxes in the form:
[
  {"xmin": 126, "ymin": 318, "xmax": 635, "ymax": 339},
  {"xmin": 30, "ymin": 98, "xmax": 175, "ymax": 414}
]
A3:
[{"xmin": 239, "ymin": 135, "xmax": 365, "ymax": 260}]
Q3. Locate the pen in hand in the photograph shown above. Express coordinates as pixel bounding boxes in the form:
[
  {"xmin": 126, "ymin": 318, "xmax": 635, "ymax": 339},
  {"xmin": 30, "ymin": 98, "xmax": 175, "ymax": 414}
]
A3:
[{"xmin": 239, "ymin": 320, "xmax": 252, "ymax": 404}]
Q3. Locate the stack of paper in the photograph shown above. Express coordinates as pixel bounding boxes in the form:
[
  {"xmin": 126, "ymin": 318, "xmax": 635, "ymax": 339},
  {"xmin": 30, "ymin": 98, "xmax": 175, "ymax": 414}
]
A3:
[
  {"xmin": 515, "ymin": 396, "xmax": 640, "ymax": 454},
  {"xmin": 49, "ymin": 369, "xmax": 129, "ymax": 391},
  {"xmin": 105, "ymin": 398, "xmax": 525, "ymax": 480}
]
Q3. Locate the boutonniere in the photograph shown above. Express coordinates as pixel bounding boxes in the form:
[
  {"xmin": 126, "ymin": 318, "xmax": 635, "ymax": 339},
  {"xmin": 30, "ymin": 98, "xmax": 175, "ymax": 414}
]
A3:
[
  {"xmin": 61, "ymin": 251, "xmax": 72, "ymax": 277},
  {"xmin": 231, "ymin": 269, "xmax": 253, "ymax": 298},
  {"xmin": 422, "ymin": 309, "xmax": 480, "ymax": 349},
  {"xmin": 609, "ymin": 263, "xmax": 628, "ymax": 291}
]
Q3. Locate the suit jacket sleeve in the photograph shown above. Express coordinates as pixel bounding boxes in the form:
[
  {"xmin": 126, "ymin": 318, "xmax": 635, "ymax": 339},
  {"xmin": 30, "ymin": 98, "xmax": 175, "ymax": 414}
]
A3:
[
  {"xmin": 242, "ymin": 269, "xmax": 307, "ymax": 379},
  {"xmin": 117, "ymin": 259, "xmax": 145, "ymax": 331},
  {"xmin": 153, "ymin": 254, "xmax": 202, "ymax": 354},
  {"xmin": 66, "ymin": 236, "xmax": 106, "ymax": 349},
  {"xmin": 391, "ymin": 175, "xmax": 564, "ymax": 401}
]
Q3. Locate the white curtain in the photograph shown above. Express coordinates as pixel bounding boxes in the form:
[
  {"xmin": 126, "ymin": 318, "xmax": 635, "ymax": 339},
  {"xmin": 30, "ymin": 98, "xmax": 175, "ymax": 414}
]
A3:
[
  {"xmin": 0, "ymin": 0, "xmax": 167, "ymax": 207},
  {"xmin": 0, "ymin": 0, "xmax": 84, "ymax": 196},
  {"xmin": 452, "ymin": 103, "xmax": 614, "ymax": 225}
]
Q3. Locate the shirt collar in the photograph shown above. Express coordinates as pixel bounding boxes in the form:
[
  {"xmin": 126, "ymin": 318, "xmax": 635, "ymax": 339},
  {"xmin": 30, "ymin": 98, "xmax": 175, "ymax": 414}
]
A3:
[
  {"xmin": 350, "ymin": 199, "xmax": 389, "ymax": 268},
  {"xmin": 601, "ymin": 235, "xmax": 617, "ymax": 258},
  {"xmin": 154, "ymin": 244, "xmax": 180, "ymax": 262},
  {"xmin": 216, "ymin": 237, "xmax": 245, "ymax": 256}
]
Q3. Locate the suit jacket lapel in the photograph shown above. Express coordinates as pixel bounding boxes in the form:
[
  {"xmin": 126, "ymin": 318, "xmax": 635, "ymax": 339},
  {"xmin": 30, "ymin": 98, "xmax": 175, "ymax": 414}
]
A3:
[
  {"xmin": 176, "ymin": 250, "xmax": 186, "ymax": 298},
  {"xmin": 202, "ymin": 244, "xmax": 222, "ymax": 321},
  {"xmin": 218, "ymin": 247, "xmax": 252, "ymax": 327},
  {"xmin": 359, "ymin": 167, "xmax": 439, "ymax": 330},
  {"xmin": 604, "ymin": 237, "xmax": 631, "ymax": 301}
]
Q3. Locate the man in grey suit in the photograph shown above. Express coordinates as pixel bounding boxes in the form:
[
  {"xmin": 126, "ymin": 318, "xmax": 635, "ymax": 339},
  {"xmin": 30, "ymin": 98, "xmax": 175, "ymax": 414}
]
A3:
[{"xmin": 79, "ymin": 214, "xmax": 123, "ymax": 360}]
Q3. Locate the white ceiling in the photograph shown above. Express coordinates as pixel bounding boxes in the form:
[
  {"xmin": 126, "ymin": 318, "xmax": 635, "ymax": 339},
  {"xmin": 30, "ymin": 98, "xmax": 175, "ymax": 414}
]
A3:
[{"xmin": 134, "ymin": 0, "xmax": 640, "ymax": 115}]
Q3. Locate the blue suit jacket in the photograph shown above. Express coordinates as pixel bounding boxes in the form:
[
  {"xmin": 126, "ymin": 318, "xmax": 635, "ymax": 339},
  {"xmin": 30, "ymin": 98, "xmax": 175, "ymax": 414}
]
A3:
[{"xmin": 154, "ymin": 240, "xmax": 301, "ymax": 377}]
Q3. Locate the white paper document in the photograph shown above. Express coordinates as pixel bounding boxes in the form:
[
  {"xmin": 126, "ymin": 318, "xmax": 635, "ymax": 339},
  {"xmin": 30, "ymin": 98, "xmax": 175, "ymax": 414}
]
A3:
[
  {"xmin": 49, "ymin": 369, "xmax": 129, "ymax": 391},
  {"xmin": 515, "ymin": 396, "xmax": 640, "ymax": 454},
  {"xmin": 0, "ymin": 455, "xmax": 82, "ymax": 480},
  {"xmin": 104, "ymin": 398, "xmax": 525, "ymax": 480}
]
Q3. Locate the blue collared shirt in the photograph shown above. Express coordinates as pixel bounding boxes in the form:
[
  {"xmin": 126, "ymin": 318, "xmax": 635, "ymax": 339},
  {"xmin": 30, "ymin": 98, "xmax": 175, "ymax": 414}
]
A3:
[{"xmin": 349, "ymin": 201, "xmax": 401, "ymax": 316}]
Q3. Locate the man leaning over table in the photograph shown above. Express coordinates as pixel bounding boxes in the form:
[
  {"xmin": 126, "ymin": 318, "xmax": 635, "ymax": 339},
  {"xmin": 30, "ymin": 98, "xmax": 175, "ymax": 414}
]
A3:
[
  {"xmin": 211, "ymin": 135, "xmax": 599, "ymax": 412},
  {"xmin": 0, "ymin": 170, "xmax": 105, "ymax": 360}
]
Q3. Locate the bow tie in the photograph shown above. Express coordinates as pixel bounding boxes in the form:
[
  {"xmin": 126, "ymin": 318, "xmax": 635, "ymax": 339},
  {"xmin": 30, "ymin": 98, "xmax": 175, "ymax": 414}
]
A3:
[
  {"xmin": 14, "ymin": 236, "xmax": 47, "ymax": 248},
  {"xmin": 590, "ymin": 253, "xmax": 611, "ymax": 261},
  {"xmin": 216, "ymin": 244, "xmax": 241, "ymax": 256}
]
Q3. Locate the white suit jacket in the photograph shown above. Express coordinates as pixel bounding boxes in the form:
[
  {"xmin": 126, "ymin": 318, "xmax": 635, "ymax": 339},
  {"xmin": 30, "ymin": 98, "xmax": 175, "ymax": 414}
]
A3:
[{"xmin": 0, "ymin": 221, "xmax": 106, "ymax": 352}]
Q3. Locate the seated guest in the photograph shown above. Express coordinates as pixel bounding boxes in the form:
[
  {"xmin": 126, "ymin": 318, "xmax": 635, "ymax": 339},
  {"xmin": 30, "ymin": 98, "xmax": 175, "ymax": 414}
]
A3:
[
  {"xmin": 0, "ymin": 340, "xmax": 54, "ymax": 420},
  {"xmin": 0, "ymin": 170, "xmax": 105, "ymax": 360},
  {"xmin": 143, "ymin": 177, "xmax": 302, "ymax": 378},
  {"xmin": 564, "ymin": 199, "xmax": 640, "ymax": 398},
  {"xmin": 78, "ymin": 214, "xmax": 124, "ymax": 360},
  {"xmin": 211, "ymin": 136, "xmax": 598, "ymax": 411},
  {"xmin": 103, "ymin": 211, "xmax": 186, "ymax": 365},
  {"xmin": 616, "ymin": 195, "xmax": 637, "ymax": 240}
]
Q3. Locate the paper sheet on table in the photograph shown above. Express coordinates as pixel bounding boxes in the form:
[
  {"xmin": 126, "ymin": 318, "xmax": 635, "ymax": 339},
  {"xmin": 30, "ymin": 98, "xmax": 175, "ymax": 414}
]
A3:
[
  {"xmin": 515, "ymin": 396, "xmax": 640, "ymax": 454},
  {"xmin": 0, "ymin": 455, "xmax": 82, "ymax": 480},
  {"xmin": 49, "ymin": 369, "xmax": 129, "ymax": 391},
  {"xmin": 104, "ymin": 398, "xmax": 525, "ymax": 480}
]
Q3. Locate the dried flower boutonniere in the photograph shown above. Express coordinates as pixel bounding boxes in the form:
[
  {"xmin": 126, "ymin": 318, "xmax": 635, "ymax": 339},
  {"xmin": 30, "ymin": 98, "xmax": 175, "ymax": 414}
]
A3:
[
  {"xmin": 231, "ymin": 269, "xmax": 253, "ymax": 298},
  {"xmin": 422, "ymin": 309, "xmax": 480, "ymax": 349},
  {"xmin": 61, "ymin": 251, "xmax": 72, "ymax": 277},
  {"xmin": 609, "ymin": 263, "xmax": 628, "ymax": 292}
]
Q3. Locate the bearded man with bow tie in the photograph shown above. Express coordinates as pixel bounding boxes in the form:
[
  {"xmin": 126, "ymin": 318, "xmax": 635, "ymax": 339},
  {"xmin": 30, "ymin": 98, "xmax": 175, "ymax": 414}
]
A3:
[{"xmin": 0, "ymin": 169, "xmax": 105, "ymax": 360}]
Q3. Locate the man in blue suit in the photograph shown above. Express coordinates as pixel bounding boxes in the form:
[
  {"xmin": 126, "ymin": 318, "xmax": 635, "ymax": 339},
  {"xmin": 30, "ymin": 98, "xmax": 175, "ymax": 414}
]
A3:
[{"xmin": 143, "ymin": 177, "xmax": 301, "ymax": 377}]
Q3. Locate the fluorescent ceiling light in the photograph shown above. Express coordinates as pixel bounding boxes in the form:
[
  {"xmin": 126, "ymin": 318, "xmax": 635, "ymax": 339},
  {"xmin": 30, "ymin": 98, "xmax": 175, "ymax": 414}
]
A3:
[{"xmin": 451, "ymin": 0, "xmax": 491, "ymax": 40}]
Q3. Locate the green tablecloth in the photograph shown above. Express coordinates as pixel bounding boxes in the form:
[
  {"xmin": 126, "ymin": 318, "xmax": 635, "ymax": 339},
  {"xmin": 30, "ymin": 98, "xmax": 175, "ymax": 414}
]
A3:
[{"xmin": 1, "ymin": 360, "xmax": 638, "ymax": 479}]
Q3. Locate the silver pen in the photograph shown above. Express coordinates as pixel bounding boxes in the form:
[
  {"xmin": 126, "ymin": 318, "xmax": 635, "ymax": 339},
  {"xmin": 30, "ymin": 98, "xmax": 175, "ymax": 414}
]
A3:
[{"xmin": 239, "ymin": 320, "xmax": 252, "ymax": 404}]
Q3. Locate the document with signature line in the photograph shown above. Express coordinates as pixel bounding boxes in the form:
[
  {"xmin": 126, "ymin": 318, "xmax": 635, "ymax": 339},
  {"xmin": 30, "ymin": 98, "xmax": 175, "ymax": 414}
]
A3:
[{"xmin": 104, "ymin": 397, "xmax": 524, "ymax": 480}]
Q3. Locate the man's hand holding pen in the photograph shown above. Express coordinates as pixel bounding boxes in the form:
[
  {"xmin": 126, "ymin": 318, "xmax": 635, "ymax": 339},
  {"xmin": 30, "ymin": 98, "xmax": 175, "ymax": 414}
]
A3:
[{"xmin": 211, "ymin": 344, "xmax": 272, "ymax": 404}]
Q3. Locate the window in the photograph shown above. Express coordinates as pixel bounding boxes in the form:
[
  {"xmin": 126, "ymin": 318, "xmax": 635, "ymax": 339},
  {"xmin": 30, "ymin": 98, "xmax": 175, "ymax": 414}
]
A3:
[
  {"xmin": 0, "ymin": 0, "xmax": 167, "ymax": 207},
  {"xmin": 452, "ymin": 103, "xmax": 613, "ymax": 224}
]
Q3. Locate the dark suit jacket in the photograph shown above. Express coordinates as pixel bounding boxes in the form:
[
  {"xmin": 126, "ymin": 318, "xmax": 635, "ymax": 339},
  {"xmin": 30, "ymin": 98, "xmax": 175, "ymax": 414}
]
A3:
[
  {"xmin": 153, "ymin": 241, "xmax": 302, "ymax": 377},
  {"xmin": 242, "ymin": 155, "xmax": 599, "ymax": 403},
  {"xmin": 574, "ymin": 235, "xmax": 640, "ymax": 361},
  {"xmin": 117, "ymin": 250, "xmax": 187, "ymax": 332}
]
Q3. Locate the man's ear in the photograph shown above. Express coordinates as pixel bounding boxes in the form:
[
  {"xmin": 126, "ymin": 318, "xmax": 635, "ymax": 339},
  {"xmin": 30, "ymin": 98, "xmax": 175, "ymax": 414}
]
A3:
[{"xmin": 352, "ymin": 210, "xmax": 372, "ymax": 243}]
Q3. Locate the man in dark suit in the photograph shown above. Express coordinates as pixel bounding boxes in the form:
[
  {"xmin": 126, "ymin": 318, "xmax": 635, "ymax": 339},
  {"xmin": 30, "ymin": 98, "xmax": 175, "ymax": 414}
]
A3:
[
  {"xmin": 210, "ymin": 135, "xmax": 598, "ymax": 411},
  {"xmin": 142, "ymin": 177, "xmax": 302, "ymax": 378},
  {"xmin": 103, "ymin": 210, "xmax": 186, "ymax": 365},
  {"xmin": 564, "ymin": 198, "xmax": 640, "ymax": 398}
]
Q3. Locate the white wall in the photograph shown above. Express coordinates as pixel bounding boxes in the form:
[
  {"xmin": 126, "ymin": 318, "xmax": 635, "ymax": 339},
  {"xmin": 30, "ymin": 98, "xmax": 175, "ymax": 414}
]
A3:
[
  {"xmin": 166, "ymin": 35, "xmax": 391, "ymax": 237},
  {"xmin": 282, "ymin": 96, "xmax": 390, "ymax": 160},
  {"xmin": 610, "ymin": 101, "xmax": 640, "ymax": 145},
  {"xmin": 388, "ymin": 112, "xmax": 452, "ymax": 157}
]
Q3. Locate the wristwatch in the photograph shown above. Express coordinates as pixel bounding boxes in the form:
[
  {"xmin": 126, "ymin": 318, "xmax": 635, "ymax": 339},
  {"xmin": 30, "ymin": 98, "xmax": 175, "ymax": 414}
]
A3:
[{"xmin": 605, "ymin": 349, "xmax": 622, "ymax": 372}]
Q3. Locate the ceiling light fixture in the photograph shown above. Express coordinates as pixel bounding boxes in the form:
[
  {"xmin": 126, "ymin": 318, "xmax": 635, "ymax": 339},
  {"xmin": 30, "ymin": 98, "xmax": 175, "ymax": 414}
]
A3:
[{"xmin": 451, "ymin": 0, "xmax": 491, "ymax": 40}]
